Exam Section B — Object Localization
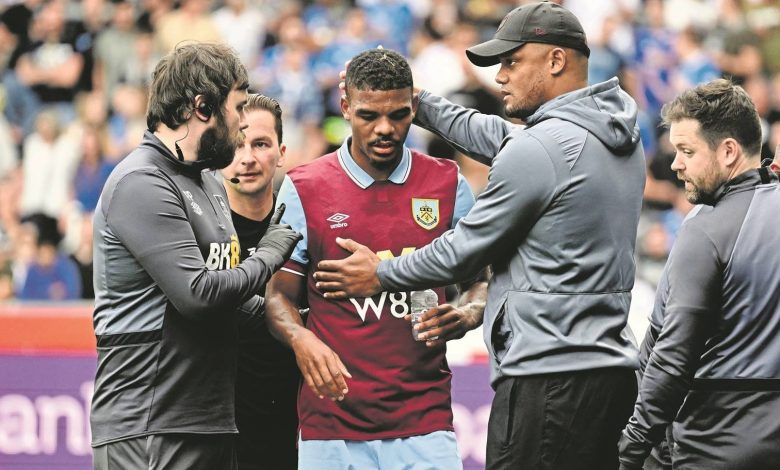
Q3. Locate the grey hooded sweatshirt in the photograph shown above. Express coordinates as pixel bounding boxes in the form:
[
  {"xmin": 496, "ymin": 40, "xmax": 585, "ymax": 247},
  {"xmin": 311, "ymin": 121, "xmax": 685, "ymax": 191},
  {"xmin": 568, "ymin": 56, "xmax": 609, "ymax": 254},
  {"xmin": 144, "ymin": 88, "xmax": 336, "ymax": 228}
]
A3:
[{"xmin": 378, "ymin": 78, "xmax": 645, "ymax": 384}]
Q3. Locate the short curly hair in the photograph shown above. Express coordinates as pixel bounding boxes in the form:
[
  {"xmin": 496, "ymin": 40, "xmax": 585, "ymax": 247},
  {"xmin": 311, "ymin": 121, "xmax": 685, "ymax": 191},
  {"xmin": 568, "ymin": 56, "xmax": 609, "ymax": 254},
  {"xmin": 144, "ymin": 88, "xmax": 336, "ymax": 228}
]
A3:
[{"xmin": 345, "ymin": 48, "xmax": 413, "ymax": 95}]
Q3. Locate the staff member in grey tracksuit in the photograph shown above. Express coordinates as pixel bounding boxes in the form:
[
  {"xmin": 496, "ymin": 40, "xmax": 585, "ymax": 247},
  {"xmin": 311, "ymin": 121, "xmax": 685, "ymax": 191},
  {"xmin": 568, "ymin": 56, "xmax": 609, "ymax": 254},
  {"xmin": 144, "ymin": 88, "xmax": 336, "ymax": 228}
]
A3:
[
  {"xmin": 619, "ymin": 79, "xmax": 780, "ymax": 469},
  {"xmin": 90, "ymin": 43, "xmax": 300, "ymax": 469},
  {"xmin": 313, "ymin": 3, "xmax": 646, "ymax": 469},
  {"xmin": 635, "ymin": 205, "xmax": 704, "ymax": 470}
]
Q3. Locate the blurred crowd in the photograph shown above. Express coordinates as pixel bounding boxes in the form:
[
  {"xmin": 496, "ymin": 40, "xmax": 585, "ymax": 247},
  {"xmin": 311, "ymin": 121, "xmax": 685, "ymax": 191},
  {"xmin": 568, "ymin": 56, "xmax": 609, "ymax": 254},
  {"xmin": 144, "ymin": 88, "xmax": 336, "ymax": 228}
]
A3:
[{"xmin": 1, "ymin": 0, "xmax": 779, "ymax": 302}]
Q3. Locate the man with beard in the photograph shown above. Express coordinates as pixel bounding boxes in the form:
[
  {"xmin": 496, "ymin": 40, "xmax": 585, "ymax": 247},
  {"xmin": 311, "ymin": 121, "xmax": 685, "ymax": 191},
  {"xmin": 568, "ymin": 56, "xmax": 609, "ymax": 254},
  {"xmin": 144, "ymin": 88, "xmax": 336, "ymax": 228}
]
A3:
[
  {"xmin": 90, "ymin": 42, "xmax": 301, "ymax": 469},
  {"xmin": 618, "ymin": 79, "xmax": 780, "ymax": 469},
  {"xmin": 313, "ymin": 3, "xmax": 645, "ymax": 469},
  {"xmin": 220, "ymin": 93, "xmax": 299, "ymax": 469},
  {"xmin": 265, "ymin": 48, "xmax": 486, "ymax": 469}
]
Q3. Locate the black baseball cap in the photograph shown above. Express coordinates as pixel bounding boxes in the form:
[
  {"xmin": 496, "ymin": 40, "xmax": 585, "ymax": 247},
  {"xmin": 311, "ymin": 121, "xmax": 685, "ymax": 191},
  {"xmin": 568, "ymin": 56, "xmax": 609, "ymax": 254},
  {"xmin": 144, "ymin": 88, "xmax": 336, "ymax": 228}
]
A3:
[{"xmin": 466, "ymin": 1, "xmax": 590, "ymax": 67}]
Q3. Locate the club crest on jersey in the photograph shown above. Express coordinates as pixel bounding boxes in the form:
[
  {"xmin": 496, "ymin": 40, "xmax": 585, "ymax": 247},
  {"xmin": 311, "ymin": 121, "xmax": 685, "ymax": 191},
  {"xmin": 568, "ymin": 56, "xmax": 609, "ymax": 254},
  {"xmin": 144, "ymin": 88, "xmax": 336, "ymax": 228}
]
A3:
[
  {"xmin": 183, "ymin": 190, "xmax": 203, "ymax": 216},
  {"xmin": 214, "ymin": 194, "xmax": 230, "ymax": 218},
  {"xmin": 412, "ymin": 198, "xmax": 439, "ymax": 230}
]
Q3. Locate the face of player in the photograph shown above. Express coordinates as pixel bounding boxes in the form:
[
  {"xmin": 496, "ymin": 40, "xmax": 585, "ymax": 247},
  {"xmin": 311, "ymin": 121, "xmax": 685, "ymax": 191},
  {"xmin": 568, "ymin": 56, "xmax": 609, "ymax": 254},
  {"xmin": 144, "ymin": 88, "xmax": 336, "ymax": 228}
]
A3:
[
  {"xmin": 341, "ymin": 87, "xmax": 418, "ymax": 180},
  {"xmin": 197, "ymin": 87, "xmax": 248, "ymax": 170},
  {"xmin": 223, "ymin": 108, "xmax": 285, "ymax": 196},
  {"xmin": 669, "ymin": 118, "xmax": 727, "ymax": 204},
  {"xmin": 495, "ymin": 43, "xmax": 551, "ymax": 120}
]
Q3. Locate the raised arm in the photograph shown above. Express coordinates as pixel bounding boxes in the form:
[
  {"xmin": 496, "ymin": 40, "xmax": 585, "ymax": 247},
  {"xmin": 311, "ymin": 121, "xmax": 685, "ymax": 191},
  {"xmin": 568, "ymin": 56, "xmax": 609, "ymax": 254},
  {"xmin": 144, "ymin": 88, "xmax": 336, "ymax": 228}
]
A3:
[{"xmin": 414, "ymin": 90, "xmax": 515, "ymax": 165}]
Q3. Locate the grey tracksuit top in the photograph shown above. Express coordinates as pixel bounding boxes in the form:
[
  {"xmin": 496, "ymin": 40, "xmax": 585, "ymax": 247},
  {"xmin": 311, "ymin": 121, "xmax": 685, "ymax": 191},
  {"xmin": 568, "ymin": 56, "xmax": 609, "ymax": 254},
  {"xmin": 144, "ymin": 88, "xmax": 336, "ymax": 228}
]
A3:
[
  {"xmin": 378, "ymin": 78, "xmax": 646, "ymax": 384},
  {"xmin": 621, "ymin": 169, "xmax": 780, "ymax": 470},
  {"xmin": 90, "ymin": 131, "xmax": 280, "ymax": 446}
]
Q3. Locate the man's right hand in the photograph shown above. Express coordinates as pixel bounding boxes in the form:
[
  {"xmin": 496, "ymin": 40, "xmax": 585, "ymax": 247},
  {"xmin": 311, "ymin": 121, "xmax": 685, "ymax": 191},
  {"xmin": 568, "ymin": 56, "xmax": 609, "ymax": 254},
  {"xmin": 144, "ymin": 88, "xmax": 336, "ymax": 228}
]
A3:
[
  {"xmin": 255, "ymin": 203, "xmax": 302, "ymax": 264},
  {"xmin": 291, "ymin": 328, "xmax": 352, "ymax": 401}
]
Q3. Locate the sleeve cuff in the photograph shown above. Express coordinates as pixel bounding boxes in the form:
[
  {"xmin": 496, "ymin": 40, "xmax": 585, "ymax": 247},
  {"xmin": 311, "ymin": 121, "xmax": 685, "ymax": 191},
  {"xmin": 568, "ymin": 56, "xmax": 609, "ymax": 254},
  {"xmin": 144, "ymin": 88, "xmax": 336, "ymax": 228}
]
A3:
[{"xmin": 282, "ymin": 258, "xmax": 307, "ymax": 277}]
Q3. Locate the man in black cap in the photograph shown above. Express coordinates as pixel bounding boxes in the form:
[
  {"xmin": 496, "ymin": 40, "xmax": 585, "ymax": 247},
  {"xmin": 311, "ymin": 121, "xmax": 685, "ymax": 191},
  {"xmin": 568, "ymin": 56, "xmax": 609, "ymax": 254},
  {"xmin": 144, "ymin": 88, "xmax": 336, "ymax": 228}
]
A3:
[{"xmin": 315, "ymin": 2, "xmax": 646, "ymax": 469}]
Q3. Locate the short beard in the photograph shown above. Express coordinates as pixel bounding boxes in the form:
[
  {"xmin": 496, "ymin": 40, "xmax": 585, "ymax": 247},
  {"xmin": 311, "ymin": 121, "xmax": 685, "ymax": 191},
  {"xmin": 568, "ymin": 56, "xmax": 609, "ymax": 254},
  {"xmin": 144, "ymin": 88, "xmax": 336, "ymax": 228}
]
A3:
[
  {"xmin": 505, "ymin": 105, "xmax": 536, "ymax": 121},
  {"xmin": 197, "ymin": 112, "xmax": 242, "ymax": 170},
  {"xmin": 504, "ymin": 70, "xmax": 544, "ymax": 120},
  {"xmin": 681, "ymin": 164, "xmax": 723, "ymax": 206}
]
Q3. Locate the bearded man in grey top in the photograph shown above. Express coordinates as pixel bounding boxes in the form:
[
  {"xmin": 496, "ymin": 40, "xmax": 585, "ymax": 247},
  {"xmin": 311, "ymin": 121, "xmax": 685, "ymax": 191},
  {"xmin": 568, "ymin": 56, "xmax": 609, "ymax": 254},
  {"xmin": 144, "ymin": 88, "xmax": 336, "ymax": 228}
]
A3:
[
  {"xmin": 619, "ymin": 80, "xmax": 780, "ymax": 470},
  {"xmin": 90, "ymin": 42, "xmax": 300, "ymax": 469}
]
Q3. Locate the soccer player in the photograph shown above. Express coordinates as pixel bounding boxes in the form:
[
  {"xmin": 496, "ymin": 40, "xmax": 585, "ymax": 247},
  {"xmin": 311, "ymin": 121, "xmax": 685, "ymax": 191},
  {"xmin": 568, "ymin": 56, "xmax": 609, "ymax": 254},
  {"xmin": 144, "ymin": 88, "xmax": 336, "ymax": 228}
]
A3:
[
  {"xmin": 221, "ymin": 93, "xmax": 299, "ymax": 469},
  {"xmin": 90, "ymin": 43, "xmax": 300, "ymax": 469},
  {"xmin": 265, "ymin": 48, "xmax": 486, "ymax": 469}
]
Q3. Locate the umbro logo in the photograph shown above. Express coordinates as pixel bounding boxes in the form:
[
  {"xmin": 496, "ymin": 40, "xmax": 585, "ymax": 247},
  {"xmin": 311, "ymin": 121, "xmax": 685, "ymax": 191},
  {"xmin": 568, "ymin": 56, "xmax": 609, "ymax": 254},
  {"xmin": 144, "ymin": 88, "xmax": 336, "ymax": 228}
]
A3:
[{"xmin": 327, "ymin": 212, "xmax": 349, "ymax": 229}]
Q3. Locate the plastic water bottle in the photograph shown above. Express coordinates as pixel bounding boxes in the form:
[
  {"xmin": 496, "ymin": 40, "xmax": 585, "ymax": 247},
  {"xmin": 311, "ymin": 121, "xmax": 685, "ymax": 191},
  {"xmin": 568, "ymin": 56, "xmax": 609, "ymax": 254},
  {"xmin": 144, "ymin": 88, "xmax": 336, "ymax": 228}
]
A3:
[{"xmin": 410, "ymin": 289, "xmax": 439, "ymax": 341}]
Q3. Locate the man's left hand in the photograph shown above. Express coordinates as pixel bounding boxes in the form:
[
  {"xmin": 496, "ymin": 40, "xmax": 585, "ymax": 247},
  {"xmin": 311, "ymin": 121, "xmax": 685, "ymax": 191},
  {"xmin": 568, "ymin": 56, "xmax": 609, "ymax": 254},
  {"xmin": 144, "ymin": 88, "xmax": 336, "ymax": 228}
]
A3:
[{"xmin": 315, "ymin": 237, "xmax": 383, "ymax": 299}]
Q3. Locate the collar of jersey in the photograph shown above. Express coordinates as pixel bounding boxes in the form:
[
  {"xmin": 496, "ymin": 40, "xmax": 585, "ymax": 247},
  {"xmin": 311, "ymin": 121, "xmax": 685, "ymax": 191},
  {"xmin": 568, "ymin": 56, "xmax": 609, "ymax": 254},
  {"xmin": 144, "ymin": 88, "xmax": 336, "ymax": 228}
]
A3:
[{"xmin": 336, "ymin": 137, "xmax": 411, "ymax": 189}]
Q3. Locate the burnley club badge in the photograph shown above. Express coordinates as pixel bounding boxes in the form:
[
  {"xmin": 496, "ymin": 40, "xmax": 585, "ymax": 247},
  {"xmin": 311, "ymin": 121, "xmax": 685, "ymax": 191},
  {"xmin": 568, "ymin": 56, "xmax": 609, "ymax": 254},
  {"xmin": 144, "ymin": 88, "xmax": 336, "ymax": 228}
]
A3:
[{"xmin": 412, "ymin": 198, "xmax": 439, "ymax": 230}]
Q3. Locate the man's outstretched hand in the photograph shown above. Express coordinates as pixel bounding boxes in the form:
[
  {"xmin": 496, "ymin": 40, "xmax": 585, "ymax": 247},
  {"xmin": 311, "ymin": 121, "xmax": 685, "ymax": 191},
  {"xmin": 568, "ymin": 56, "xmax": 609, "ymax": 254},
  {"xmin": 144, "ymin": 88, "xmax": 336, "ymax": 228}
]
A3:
[{"xmin": 314, "ymin": 237, "xmax": 383, "ymax": 299}]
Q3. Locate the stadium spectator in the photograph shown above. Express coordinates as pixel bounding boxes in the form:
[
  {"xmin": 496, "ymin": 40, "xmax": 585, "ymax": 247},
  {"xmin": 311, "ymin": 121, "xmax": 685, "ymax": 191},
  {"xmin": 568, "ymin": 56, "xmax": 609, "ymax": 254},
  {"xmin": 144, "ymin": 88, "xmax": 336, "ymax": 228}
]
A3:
[
  {"xmin": 0, "ymin": 0, "xmax": 43, "ymax": 140},
  {"xmin": 671, "ymin": 26, "xmax": 721, "ymax": 93},
  {"xmin": 89, "ymin": 42, "xmax": 300, "ymax": 469},
  {"xmin": 212, "ymin": 0, "xmax": 266, "ymax": 69},
  {"xmin": 93, "ymin": 0, "xmax": 138, "ymax": 103},
  {"xmin": 266, "ymin": 48, "xmax": 485, "ymax": 469},
  {"xmin": 629, "ymin": 0, "xmax": 676, "ymax": 126},
  {"xmin": 619, "ymin": 78, "xmax": 780, "ymax": 469},
  {"xmin": 155, "ymin": 0, "xmax": 222, "ymax": 53},
  {"xmin": 19, "ymin": 110, "xmax": 79, "ymax": 220},
  {"xmin": 18, "ymin": 235, "xmax": 81, "ymax": 301},
  {"xmin": 220, "ymin": 93, "xmax": 299, "ymax": 469},
  {"xmin": 15, "ymin": 0, "xmax": 85, "ymax": 126},
  {"xmin": 105, "ymin": 83, "xmax": 146, "ymax": 159},
  {"xmin": 72, "ymin": 125, "xmax": 113, "ymax": 213},
  {"xmin": 314, "ymin": 3, "xmax": 645, "ymax": 469}
]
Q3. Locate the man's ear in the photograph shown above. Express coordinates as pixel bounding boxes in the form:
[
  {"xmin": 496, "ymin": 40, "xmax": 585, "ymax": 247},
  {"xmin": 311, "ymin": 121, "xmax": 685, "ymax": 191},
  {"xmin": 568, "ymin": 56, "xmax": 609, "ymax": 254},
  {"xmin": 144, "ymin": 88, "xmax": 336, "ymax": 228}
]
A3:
[
  {"xmin": 412, "ymin": 92, "xmax": 419, "ymax": 117},
  {"xmin": 340, "ymin": 95, "xmax": 350, "ymax": 120},
  {"xmin": 550, "ymin": 47, "xmax": 566, "ymax": 76},
  {"xmin": 720, "ymin": 138, "xmax": 740, "ymax": 168},
  {"xmin": 277, "ymin": 143, "xmax": 287, "ymax": 168}
]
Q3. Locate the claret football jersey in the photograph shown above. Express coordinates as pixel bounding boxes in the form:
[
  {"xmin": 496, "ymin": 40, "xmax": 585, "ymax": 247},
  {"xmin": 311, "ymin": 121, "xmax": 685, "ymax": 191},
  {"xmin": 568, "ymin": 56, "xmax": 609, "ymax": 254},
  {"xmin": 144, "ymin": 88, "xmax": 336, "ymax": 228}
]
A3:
[{"xmin": 277, "ymin": 139, "xmax": 474, "ymax": 440}]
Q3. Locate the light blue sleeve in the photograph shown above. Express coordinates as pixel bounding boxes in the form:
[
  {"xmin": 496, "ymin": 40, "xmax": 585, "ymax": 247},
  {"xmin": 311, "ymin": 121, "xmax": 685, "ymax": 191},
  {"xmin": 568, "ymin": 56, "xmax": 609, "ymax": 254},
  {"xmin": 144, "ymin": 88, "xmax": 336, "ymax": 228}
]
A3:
[
  {"xmin": 275, "ymin": 175, "xmax": 309, "ymax": 266},
  {"xmin": 452, "ymin": 173, "xmax": 475, "ymax": 228}
]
